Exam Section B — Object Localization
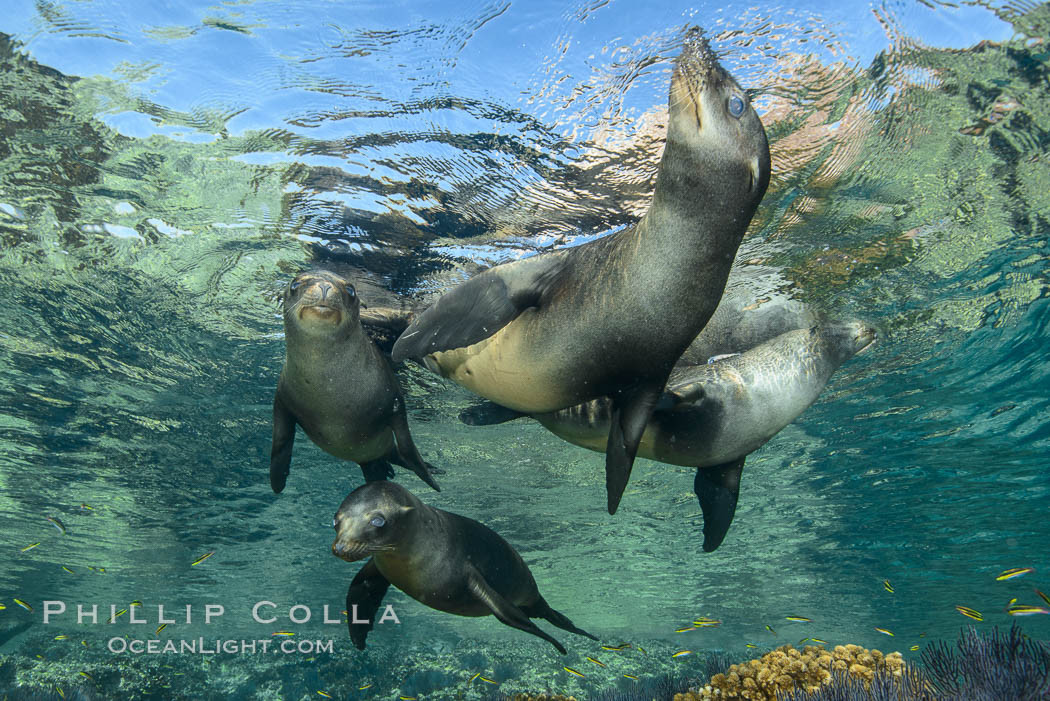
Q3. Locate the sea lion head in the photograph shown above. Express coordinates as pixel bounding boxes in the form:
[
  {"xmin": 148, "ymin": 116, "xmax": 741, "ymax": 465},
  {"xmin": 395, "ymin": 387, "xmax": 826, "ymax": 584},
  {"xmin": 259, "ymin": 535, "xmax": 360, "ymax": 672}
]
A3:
[
  {"xmin": 331, "ymin": 481, "xmax": 419, "ymax": 562},
  {"xmin": 664, "ymin": 28, "xmax": 770, "ymax": 209},
  {"xmin": 819, "ymin": 319, "xmax": 878, "ymax": 365},
  {"xmin": 283, "ymin": 270, "xmax": 361, "ymax": 337}
]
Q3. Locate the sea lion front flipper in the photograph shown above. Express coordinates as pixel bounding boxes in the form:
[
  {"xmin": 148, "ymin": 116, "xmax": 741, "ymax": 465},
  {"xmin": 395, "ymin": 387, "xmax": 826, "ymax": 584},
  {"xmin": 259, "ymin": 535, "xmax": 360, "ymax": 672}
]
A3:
[
  {"xmin": 605, "ymin": 384, "xmax": 663, "ymax": 515},
  {"xmin": 459, "ymin": 401, "xmax": 527, "ymax": 426},
  {"xmin": 391, "ymin": 254, "xmax": 568, "ymax": 364},
  {"xmin": 521, "ymin": 597, "xmax": 599, "ymax": 643},
  {"xmin": 389, "ymin": 400, "xmax": 442, "ymax": 492},
  {"xmin": 346, "ymin": 558, "xmax": 391, "ymax": 650},
  {"xmin": 270, "ymin": 393, "xmax": 297, "ymax": 494},
  {"xmin": 466, "ymin": 568, "xmax": 568, "ymax": 655},
  {"xmin": 694, "ymin": 457, "xmax": 745, "ymax": 553}
]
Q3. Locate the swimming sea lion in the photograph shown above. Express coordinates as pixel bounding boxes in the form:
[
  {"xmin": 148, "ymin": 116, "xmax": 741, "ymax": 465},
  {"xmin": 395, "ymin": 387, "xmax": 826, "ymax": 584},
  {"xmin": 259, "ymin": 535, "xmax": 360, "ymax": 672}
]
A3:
[
  {"xmin": 463, "ymin": 321, "xmax": 876, "ymax": 552},
  {"xmin": 270, "ymin": 270, "xmax": 440, "ymax": 493},
  {"xmin": 332, "ymin": 481, "xmax": 597, "ymax": 653},
  {"xmin": 392, "ymin": 29, "xmax": 771, "ymax": 515}
]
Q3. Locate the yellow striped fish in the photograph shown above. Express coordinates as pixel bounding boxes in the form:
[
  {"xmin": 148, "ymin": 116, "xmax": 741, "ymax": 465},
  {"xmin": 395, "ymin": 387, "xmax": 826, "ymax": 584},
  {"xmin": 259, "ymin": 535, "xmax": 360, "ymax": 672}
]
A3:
[
  {"xmin": 955, "ymin": 605, "xmax": 983, "ymax": 621},
  {"xmin": 875, "ymin": 627, "xmax": 894, "ymax": 636},
  {"xmin": 317, "ymin": 693, "xmax": 332, "ymax": 699},
  {"xmin": 883, "ymin": 580, "xmax": 894, "ymax": 593},
  {"xmin": 21, "ymin": 543, "xmax": 40, "ymax": 552},
  {"xmin": 996, "ymin": 567, "xmax": 1034, "ymax": 581},
  {"xmin": 672, "ymin": 650, "xmax": 692, "ymax": 658},
  {"xmin": 1034, "ymin": 589, "xmax": 1050, "ymax": 607},
  {"xmin": 1007, "ymin": 605, "xmax": 1050, "ymax": 616},
  {"xmin": 586, "ymin": 656, "xmax": 605, "ymax": 667},
  {"xmin": 191, "ymin": 551, "xmax": 214, "ymax": 566},
  {"xmin": 14, "ymin": 599, "xmax": 32, "ymax": 612},
  {"xmin": 156, "ymin": 624, "xmax": 168, "ymax": 634},
  {"xmin": 623, "ymin": 674, "xmax": 638, "ymax": 681},
  {"xmin": 786, "ymin": 616, "xmax": 812, "ymax": 622},
  {"xmin": 563, "ymin": 666, "xmax": 585, "ymax": 677}
]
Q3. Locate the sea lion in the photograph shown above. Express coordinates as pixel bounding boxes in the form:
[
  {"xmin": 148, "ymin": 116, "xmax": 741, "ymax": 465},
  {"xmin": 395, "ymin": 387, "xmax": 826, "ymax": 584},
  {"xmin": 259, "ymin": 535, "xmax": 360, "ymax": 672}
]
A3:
[
  {"xmin": 463, "ymin": 321, "xmax": 876, "ymax": 552},
  {"xmin": 332, "ymin": 480, "xmax": 597, "ymax": 653},
  {"xmin": 392, "ymin": 29, "xmax": 771, "ymax": 515},
  {"xmin": 270, "ymin": 270, "xmax": 440, "ymax": 493}
]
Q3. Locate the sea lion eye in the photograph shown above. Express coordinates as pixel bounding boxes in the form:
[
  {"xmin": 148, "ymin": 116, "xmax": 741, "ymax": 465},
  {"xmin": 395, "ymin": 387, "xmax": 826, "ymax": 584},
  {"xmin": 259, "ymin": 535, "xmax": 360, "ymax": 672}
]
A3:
[
  {"xmin": 346, "ymin": 285, "xmax": 357, "ymax": 299},
  {"xmin": 369, "ymin": 516, "xmax": 385, "ymax": 528},
  {"xmin": 728, "ymin": 94, "xmax": 745, "ymax": 118},
  {"xmin": 289, "ymin": 280, "xmax": 302, "ymax": 291}
]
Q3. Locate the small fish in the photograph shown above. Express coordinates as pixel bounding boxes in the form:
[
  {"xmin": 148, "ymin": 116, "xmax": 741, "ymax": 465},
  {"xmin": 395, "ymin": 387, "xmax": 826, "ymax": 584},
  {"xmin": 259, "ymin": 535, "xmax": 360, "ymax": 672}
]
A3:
[
  {"xmin": 54, "ymin": 635, "xmax": 69, "ymax": 640},
  {"xmin": 601, "ymin": 644, "xmax": 630, "ymax": 651},
  {"xmin": 745, "ymin": 643, "xmax": 758, "ymax": 648},
  {"xmin": 468, "ymin": 673, "xmax": 481, "ymax": 683},
  {"xmin": 910, "ymin": 645, "xmax": 920, "ymax": 651},
  {"xmin": 636, "ymin": 645, "xmax": 647, "ymax": 655},
  {"xmin": 586, "ymin": 656, "xmax": 606, "ymax": 667},
  {"xmin": 79, "ymin": 672, "xmax": 94, "ymax": 681},
  {"xmin": 623, "ymin": 674, "xmax": 639, "ymax": 681},
  {"xmin": 191, "ymin": 551, "xmax": 214, "ymax": 566},
  {"xmin": 21, "ymin": 543, "xmax": 40, "ymax": 552},
  {"xmin": 80, "ymin": 503, "xmax": 94, "ymax": 510},
  {"xmin": 1008, "ymin": 598, "xmax": 1018, "ymax": 607},
  {"xmin": 46, "ymin": 516, "xmax": 67, "ymax": 534},
  {"xmin": 996, "ymin": 567, "xmax": 1034, "ymax": 581},
  {"xmin": 810, "ymin": 638, "xmax": 828, "ymax": 645},
  {"xmin": 399, "ymin": 697, "xmax": 417, "ymax": 701},
  {"xmin": 109, "ymin": 608, "xmax": 128, "ymax": 623},
  {"xmin": 1034, "ymin": 589, "xmax": 1050, "ymax": 607},
  {"xmin": 57, "ymin": 689, "xmax": 65, "ymax": 700},
  {"xmin": 765, "ymin": 625, "xmax": 777, "ymax": 636},
  {"xmin": 786, "ymin": 616, "xmax": 812, "ymax": 622},
  {"xmin": 883, "ymin": 580, "xmax": 894, "ymax": 593},
  {"xmin": 130, "ymin": 600, "xmax": 143, "ymax": 607},
  {"xmin": 272, "ymin": 631, "xmax": 294, "ymax": 636},
  {"xmin": 693, "ymin": 620, "xmax": 721, "ymax": 627},
  {"xmin": 316, "ymin": 693, "xmax": 332, "ymax": 699},
  {"xmin": 156, "ymin": 624, "xmax": 168, "ymax": 634},
  {"xmin": 62, "ymin": 566, "xmax": 74, "ymax": 574},
  {"xmin": 875, "ymin": 627, "xmax": 894, "ymax": 636},
  {"xmin": 675, "ymin": 626, "xmax": 696, "ymax": 633},
  {"xmin": 563, "ymin": 666, "xmax": 585, "ymax": 678},
  {"xmin": 0, "ymin": 604, "xmax": 5, "ymax": 610},
  {"xmin": 1007, "ymin": 605, "xmax": 1050, "ymax": 616},
  {"xmin": 358, "ymin": 683, "xmax": 373, "ymax": 690},
  {"xmin": 81, "ymin": 641, "xmax": 88, "ymax": 648},
  {"xmin": 671, "ymin": 650, "xmax": 693, "ymax": 658},
  {"xmin": 479, "ymin": 677, "xmax": 497, "ymax": 685},
  {"xmin": 955, "ymin": 605, "xmax": 983, "ymax": 621},
  {"xmin": 14, "ymin": 599, "xmax": 32, "ymax": 612}
]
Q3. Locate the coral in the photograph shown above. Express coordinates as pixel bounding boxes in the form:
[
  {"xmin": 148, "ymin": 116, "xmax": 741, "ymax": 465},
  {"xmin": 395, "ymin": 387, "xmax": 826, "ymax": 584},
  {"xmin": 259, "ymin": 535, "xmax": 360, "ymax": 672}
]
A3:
[
  {"xmin": 678, "ymin": 644, "xmax": 906, "ymax": 701},
  {"xmin": 921, "ymin": 624, "xmax": 1050, "ymax": 701},
  {"xmin": 508, "ymin": 675, "xmax": 694, "ymax": 701},
  {"xmin": 509, "ymin": 695, "xmax": 576, "ymax": 701}
]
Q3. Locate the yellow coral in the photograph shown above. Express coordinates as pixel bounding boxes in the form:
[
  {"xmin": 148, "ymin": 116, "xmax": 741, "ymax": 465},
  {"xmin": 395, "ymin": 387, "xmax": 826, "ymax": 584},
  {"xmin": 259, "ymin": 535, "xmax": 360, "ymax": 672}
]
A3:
[{"xmin": 694, "ymin": 643, "xmax": 907, "ymax": 701}]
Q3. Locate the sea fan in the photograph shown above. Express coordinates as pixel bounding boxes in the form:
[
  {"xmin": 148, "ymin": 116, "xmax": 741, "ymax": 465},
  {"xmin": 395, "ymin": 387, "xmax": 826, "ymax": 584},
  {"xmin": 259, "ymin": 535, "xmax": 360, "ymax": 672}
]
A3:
[
  {"xmin": 774, "ymin": 667, "xmax": 934, "ymax": 701},
  {"xmin": 920, "ymin": 624, "xmax": 1050, "ymax": 701}
]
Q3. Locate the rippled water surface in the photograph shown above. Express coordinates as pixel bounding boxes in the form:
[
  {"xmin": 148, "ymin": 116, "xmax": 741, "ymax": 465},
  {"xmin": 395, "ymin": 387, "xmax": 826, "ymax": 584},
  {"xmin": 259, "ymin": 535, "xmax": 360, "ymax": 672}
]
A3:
[{"xmin": 0, "ymin": 0, "xmax": 1048, "ymax": 699}]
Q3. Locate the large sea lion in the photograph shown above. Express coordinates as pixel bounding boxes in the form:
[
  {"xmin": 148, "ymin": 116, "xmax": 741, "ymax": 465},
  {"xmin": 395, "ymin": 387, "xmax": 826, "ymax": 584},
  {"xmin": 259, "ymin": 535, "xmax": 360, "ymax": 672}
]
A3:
[
  {"xmin": 392, "ymin": 30, "xmax": 771, "ymax": 515},
  {"xmin": 463, "ymin": 321, "xmax": 876, "ymax": 552},
  {"xmin": 332, "ymin": 481, "xmax": 597, "ymax": 653},
  {"xmin": 270, "ymin": 270, "xmax": 440, "ymax": 493}
]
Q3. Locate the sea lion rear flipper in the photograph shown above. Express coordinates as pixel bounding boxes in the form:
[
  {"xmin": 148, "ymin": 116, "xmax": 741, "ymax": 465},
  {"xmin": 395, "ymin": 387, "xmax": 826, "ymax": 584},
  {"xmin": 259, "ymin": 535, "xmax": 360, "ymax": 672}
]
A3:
[
  {"xmin": 521, "ymin": 597, "xmax": 599, "ymax": 643},
  {"xmin": 391, "ymin": 254, "xmax": 568, "ymax": 363},
  {"xmin": 389, "ymin": 402, "xmax": 442, "ymax": 491},
  {"xmin": 346, "ymin": 558, "xmax": 391, "ymax": 650},
  {"xmin": 605, "ymin": 384, "xmax": 663, "ymax": 515},
  {"xmin": 459, "ymin": 401, "xmax": 527, "ymax": 426},
  {"xmin": 467, "ymin": 568, "xmax": 568, "ymax": 655},
  {"xmin": 270, "ymin": 394, "xmax": 297, "ymax": 494},
  {"xmin": 694, "ymin": 457, "xmax": 745, "ymax": 553},
  {"xmin": 360, "ymin": 460, "xmax": 396, "ymax": 482}
]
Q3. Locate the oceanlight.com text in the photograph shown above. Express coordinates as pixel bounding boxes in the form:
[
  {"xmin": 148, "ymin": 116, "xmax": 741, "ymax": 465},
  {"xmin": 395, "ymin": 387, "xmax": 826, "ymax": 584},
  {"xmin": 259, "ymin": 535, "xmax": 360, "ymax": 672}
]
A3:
[{"xmin": 108, "ymin": 637, "xmax": 334, "ymax": 655}]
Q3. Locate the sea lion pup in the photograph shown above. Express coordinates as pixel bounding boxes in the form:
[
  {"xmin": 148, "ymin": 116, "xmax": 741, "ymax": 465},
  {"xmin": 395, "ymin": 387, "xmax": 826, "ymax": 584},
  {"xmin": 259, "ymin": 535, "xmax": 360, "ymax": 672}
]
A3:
[
  {"xmin": 392, "ymin": 29, "xmax": 771, "ymax": 515},
  {"xmin": 270, "ymin": 270, "xmax": 440, "ymax": 493},
  {"xmin": 463, "ymin": 321, "xmax": 876, "ymax": 552},
  {"xmin": 332, "ymin": 481, "xmax": 598, "ymax": 654}
]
